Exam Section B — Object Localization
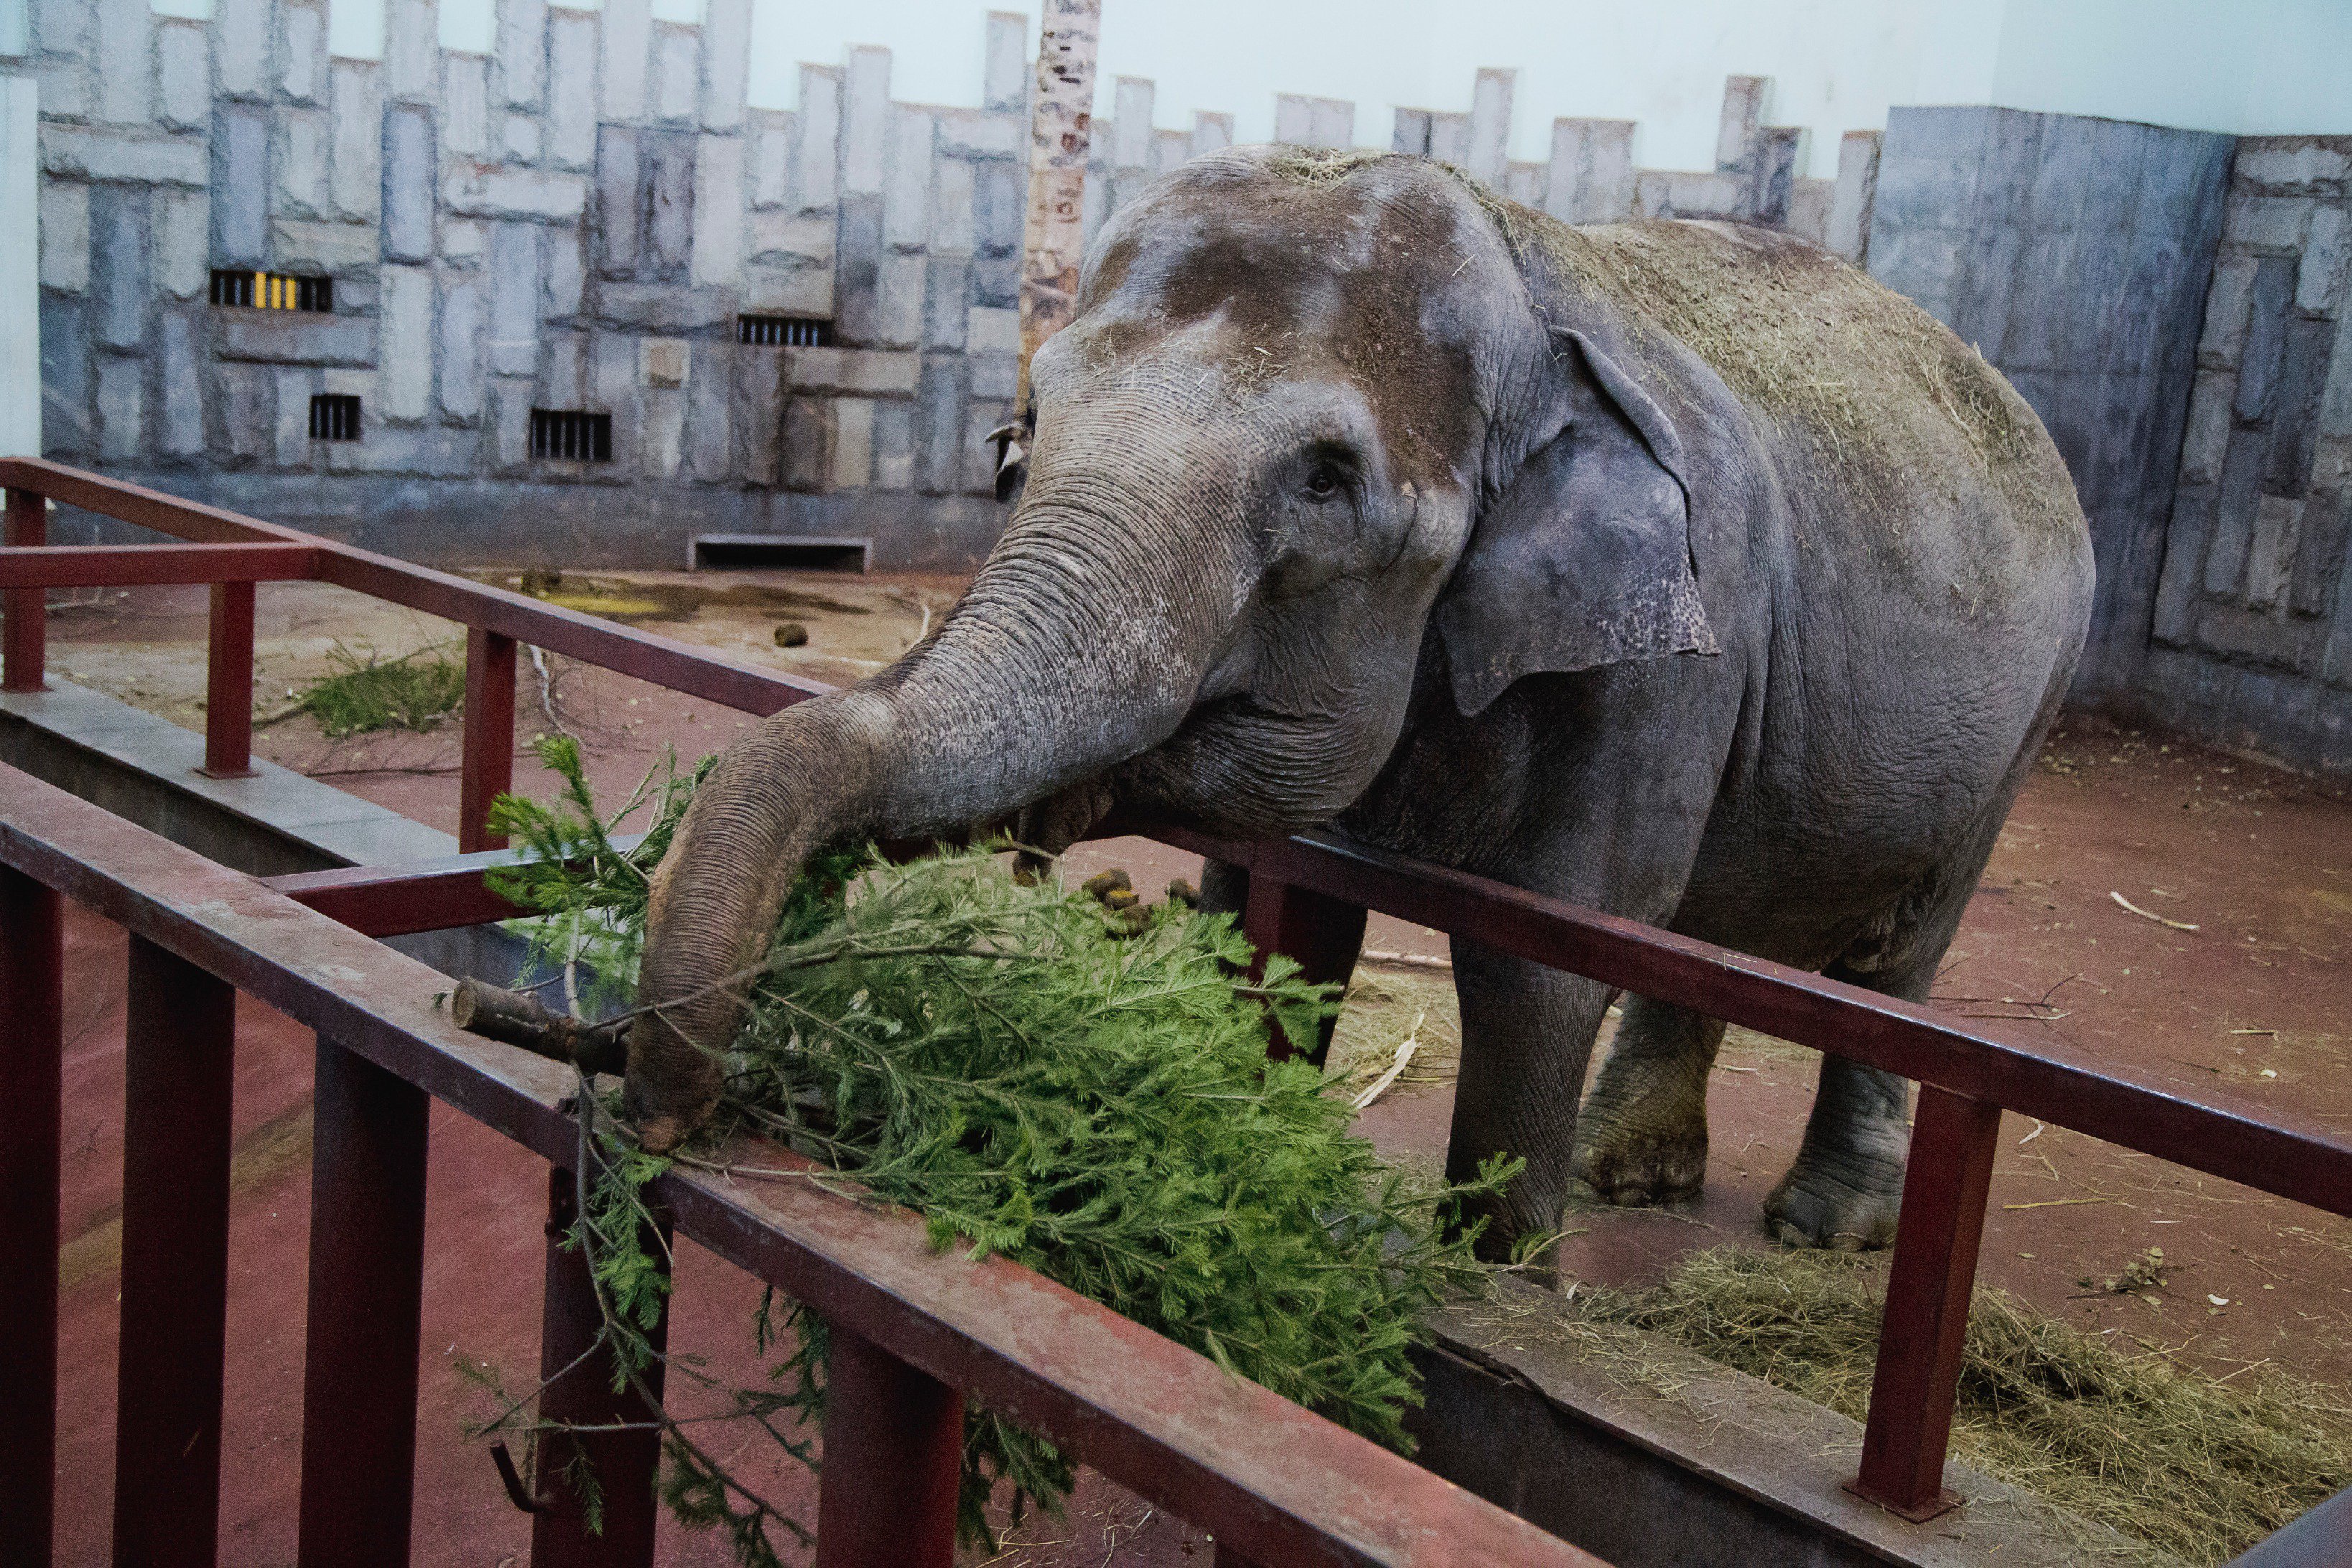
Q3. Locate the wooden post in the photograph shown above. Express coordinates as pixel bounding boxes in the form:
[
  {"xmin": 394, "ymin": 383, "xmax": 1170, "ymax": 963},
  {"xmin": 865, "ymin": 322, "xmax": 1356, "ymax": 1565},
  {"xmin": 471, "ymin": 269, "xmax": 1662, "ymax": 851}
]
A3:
[
  {"xmin": 4, "ymin": 488, "xmax": 46, "ymax": 694},
  {"xmin": 1015, "ymin": 0, "xmax": 1101, "ymax": 406},
  {"xmin": 200, "ymin": 581, "xmax": 258, "ymax": 778}
]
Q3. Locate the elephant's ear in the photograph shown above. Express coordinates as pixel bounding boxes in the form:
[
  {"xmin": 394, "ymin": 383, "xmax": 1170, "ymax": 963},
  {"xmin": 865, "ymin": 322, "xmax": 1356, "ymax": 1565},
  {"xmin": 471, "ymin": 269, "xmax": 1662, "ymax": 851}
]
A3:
[{"xmin": 1435, "ymin": 330, "xmax": 1718, "ymax": 717}]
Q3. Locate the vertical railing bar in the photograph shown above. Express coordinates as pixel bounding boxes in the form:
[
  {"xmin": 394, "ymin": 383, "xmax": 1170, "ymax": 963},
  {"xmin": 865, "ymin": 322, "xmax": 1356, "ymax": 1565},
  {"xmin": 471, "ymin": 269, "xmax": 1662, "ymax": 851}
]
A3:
[
  {"xmin": 112, "ymin": 937, "xmax": 238, "ymax": 1568},
  {"xmin": 295, "ymin": 1035, "xmax": 431, "ymax": 1568},
  {"xmin": 0, "ymin": 867, "xmax": 63, "ymax": 1568},
  {"xmin": 1847, "ymin": 1083, "xmax": 2005, "ymax": 1520},
  {"xmin": 200, "ymin": 580, "xmax": 258, "ymax": 778},
  {"xmin": 4, "ymin": 487, "xmax": 47, "ymax": 694},
  {"xmin": 531, "ymin": 1164, "xmax": 668, "ymax": 1568},
  {"xmin": 814, "ymin": 1325, "xmax": 963, "ymax": 1568},
  {"xmin": 461, "ymin": 627, "xmax": 518, "ymax": 854}
]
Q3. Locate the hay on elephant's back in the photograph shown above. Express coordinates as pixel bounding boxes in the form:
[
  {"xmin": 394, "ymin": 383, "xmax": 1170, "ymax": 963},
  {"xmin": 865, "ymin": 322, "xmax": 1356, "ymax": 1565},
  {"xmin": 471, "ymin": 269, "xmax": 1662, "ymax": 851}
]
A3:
[{"xmin": 1575, "ymin": 1248, "xmax": 2352, "ymax": 1566}]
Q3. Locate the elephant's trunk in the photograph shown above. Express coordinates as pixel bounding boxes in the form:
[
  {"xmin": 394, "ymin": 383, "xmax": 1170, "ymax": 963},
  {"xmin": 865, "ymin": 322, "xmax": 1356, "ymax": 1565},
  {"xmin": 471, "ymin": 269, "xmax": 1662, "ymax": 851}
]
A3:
[{"xmin": 625, "ymin": 488, "xmax": 1232, "ymax": 1149}]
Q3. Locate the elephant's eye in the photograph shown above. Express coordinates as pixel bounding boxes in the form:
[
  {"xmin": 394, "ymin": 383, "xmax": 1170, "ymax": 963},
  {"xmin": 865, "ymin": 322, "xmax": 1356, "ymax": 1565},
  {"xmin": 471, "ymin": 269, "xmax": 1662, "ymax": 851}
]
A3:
[{"xmin": 1302, "ymin": 462, "xmax": 1344, "ymax": 501}]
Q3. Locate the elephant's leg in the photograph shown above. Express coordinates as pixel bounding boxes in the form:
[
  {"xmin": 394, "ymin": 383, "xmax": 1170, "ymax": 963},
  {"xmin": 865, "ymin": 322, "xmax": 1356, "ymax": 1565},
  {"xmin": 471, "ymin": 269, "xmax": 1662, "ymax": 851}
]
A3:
[
  {"xmin": 1570, "ymin": 995, "xmax": 1726, "ymax": 1205},
  {"xmin": 1445, "ymin": 936, "xmax": 1617, "ymax": 1259}
]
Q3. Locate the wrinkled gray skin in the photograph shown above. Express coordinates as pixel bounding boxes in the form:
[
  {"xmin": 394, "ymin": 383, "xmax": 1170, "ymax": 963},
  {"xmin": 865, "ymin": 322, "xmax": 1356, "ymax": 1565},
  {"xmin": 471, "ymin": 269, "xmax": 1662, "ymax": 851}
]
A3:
[{"xmin": 628, "ymin": 149, "xmax": 2094, "ymax": 1255}]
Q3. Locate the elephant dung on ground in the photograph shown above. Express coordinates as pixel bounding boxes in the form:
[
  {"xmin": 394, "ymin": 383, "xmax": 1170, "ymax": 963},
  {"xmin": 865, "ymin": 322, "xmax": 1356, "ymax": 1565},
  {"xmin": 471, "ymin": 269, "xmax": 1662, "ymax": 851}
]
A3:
[{"xmin": 624, "ymin": 146, "xmax": 2094, "ymax": 1257}]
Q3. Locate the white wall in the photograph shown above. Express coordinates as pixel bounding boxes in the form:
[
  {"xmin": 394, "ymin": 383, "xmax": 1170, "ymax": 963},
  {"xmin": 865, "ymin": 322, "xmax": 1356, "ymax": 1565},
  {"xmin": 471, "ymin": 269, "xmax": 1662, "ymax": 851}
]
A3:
[{"xmin": 1, "ymin": 72, "xmax": 39, "ymax": 457}]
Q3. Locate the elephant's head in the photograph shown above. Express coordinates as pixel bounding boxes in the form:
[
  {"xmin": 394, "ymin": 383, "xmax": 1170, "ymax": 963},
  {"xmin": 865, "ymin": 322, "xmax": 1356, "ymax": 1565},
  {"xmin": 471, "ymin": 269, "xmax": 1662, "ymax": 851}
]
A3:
[{"xmin": 624, "ymin": 149, "xmax": 1715, "ymax": 1147}]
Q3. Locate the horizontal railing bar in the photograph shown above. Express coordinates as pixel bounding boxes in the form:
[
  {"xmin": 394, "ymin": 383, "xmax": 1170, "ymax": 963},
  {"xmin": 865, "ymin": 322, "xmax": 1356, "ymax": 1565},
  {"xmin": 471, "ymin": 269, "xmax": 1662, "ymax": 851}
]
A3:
[
  {"xmin": 0, "ymin": 760, "xmax": 1597, "ymax": 1568},
  {"xmin": 0, "ymin": 542, "xmax": 322, "ymax": 587},
  {"xmin": 264, "ymin": 836, "xmax": 646, "ymax": 935},
  {"xmin": 1148, "ymin": 821, "xmax": 2352, "ymax": 1221},
  {"xmin": 0, "ymin": 458, "xmax": 828, "ymax": 717}
]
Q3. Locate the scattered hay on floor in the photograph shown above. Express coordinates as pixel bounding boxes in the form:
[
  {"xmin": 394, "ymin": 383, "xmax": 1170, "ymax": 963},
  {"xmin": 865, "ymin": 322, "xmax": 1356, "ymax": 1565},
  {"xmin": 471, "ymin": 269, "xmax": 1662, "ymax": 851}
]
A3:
[
  {"xmin": 287, "ymin": 642, "xmax": 465, "ymax": 737},
  {"xmin": 1325, "ymin": 966, "xmax": 1462, "ymax": 1101},
  {"xmin": 1574, "ymin": 1247, "xmax": 2352, "ymax": 1566}
]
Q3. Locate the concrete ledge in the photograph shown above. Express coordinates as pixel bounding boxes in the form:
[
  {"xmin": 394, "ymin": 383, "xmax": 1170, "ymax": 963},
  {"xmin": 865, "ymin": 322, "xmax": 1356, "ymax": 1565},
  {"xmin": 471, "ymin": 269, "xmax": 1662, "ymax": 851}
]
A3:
[{"xmin": 1411, "ymin": 1281, "xmax": 2174, "ymax": 1568}]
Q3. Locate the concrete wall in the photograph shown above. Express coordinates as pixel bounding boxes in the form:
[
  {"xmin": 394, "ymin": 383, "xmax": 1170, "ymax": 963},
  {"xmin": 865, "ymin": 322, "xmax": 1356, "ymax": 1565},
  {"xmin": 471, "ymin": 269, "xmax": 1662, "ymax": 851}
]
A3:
[
  {"xmin": 1865, "ymin": 106, "xmax": 2236, "ymax": 700},
  {"xmin": 1, "ymin": 70, "xmax": 37, "ymax": 456},
  {"xmin": 2139, "ymin": 138, "xmax": 2352, "ymax": 773}
]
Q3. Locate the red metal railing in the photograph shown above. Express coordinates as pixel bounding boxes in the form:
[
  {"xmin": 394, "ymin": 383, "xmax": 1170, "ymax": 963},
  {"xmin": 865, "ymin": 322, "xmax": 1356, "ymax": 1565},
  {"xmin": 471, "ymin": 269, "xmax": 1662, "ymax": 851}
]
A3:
[{"xmin": 4, "ymin": 457, "xmax": 2350, "ymax": 1562}]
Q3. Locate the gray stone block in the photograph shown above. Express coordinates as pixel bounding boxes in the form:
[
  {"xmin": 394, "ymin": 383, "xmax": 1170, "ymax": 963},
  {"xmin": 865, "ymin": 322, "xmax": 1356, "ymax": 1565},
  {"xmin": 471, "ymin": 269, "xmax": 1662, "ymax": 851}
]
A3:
[
  {"xmin": 1715, "ymin": 74, "xmax": 1764, "ymax": 172},
  {"xmin": 835, "ymin": 194, "xmax": 881, "ymax": 343},
  {"xmin": 750, "ymin": 111, "xmax": 794, "ymax": 208},
  {"xmin": 877, "ymin": 253, "xmax": 925, "ymax": 348},
  {"xmin": 215, "ymin": 0, "xmax": 269, "ymax": 98},
  {"xmin": 691, "ymin": 133, "xmax": 745, "ymax": 288},
  {"xmin": 2226, "ymin": 195, "xmax": 2312, "ymax": 252},
  {"xmin": 959, "ymin": 399, "xmax": 1009, "ymax": 493},
  {"xmin": 1750, "ymin": 125, "xmax": 1801, "ymax": 224},
  {"xmin": 2234, "ymin": 256, "xmax": 2297, "ymax": 421},
  {"xmin": 971, "ymin": 252, "xmax": 1018, "ymax": 309},
  {"xmin": 546, "ymin": 11, "xmax": 599, "ymax": 169},
  {"xmin": 1112, "ymin": 78, "xmax": 1153, "ymax": 169},
  {"xmin": 885, "ymin": 106, "xmax": 934, "ymax": 250},
  {"xmin": 1393, "ymin": 107, "xmax": 1431, "ymax": 157},
  {"xmin": 218, "ymin": 362, "xmax": 275, "ymax": 463},
  {"xmin": 733, "ymin": 349, "xmax": 783, "ymax": 484},
  {"xmin": 39, "ymin": 182, "xmax": 88, "ymax": 294},
  {"xmin": 211, "ymin": 107, "xmax": 269, "ymax": 266},
  {"xmin": 831, "ymin": 396, "xmax": 874, "ymax": 487},
  {"xmin": 327, "ymin": 422, "xmax": 480, "ymax": 476},
  {"xmin": 2290, "ymin": 486, "xmax": 2348, "ymax": 617},
  {"xmin": 915, "ymin": 353, "xmax": 963, "ymax": 495},
  {"xmin": 444, "ymin": 56, "xmax": 490, "ymax": 157},
  {"xmin": 96, "ymin": 356, "xmax": 145, "ymax": 461},
  {"xmin": 929, "ymin": 156, "xmax": 976, "ymax": 256},
  {"xmin": 2152, "ymin": 480, "xmax": 2216, "ymax": 643},
  {"xmin": 966, "ymin": 305, "xmax": 1018, "ymax": 357},
  {"xmin": 439, "ymin": 274, "xmax": 485, "ymax": 421},
  {"xmin": 442, "ymin": 164, "xmax": 588, "ymax": 221},
  {"xmin": 938, "ymin": 108, "xmax": 1021, "ymax": 160},
  {"xmin": 654, "ymin": 24, "xmax": 697, "ymax": 125},
  {"xmin": 645, "ymin": 131, "xmax": 696, "ymax": 278},
  {"xmin": 155, "ymin": 19, "xmax": 209, "ymax": 131},
  {"xmin": 783, "ymin": 396, "xmax": 831, "ymax": 490},
  {"xmin": 330, "ymin": 63, "xmax": 383, "ymax": 223},
  {"xmin": 488, "ymin": 223, "xmax": 541, "ymax": 375},
  {"xmin": 923, "ymin": 258, "xmax": 969, "ymax": 350},
  {"xmin": 798, "ymin": 66, "xmax": 841, "ymax": 213},
  {"xmin": 1544, "ymin": 118, "xmax": 1635, "ymax": 224},
  {"xmin": 969, "ymin": 353, "xmax": 1015, "ymax": 398},
  {"xmin": 688, "ymin": 338, "xmax": 732, "ymax": 480},
  {"xmin": 95, "ymin": 0, "xmax": 152, "ymax": 124},
  {"xmin": 280, "ymin": 1, "xmax": 325, "ymax": 106},
  {"xmin": 90, "ymin": 186, "xmax": 149, "ymax": 352},
  {"xmin": 386, "ymin": 0, "xmax": 437, "ymax": 101},
  {"xmin": 1154, "ymin": 129, "xmax": 1190, "ymax": 177},
  {"xmin": 601, "ymin": 0, "xmax": 650, "ymax": 123},
  {"xmin": 2299, "ymin": 203, "xmax": 2348, "ymax": 317},
  {"xmin": 441, "ymin": 215, "xmax": 487, "ymax": 263},
  {"xmin": 44, "ymin": 124, "xmax": 208, "ymax": 185},
  {"xmin": 382, "ymin": 105, "xmax": 436, "ymax": 262},
  {"xmin": 740, "ymin": 260, "xmax": 832, "ymax": 317},
  {"xmin": 272, "ymin": 218, "xmax": 381, "ymax": 271},
  {"xmin": 595, "ymin": 126, "xmax": 641, "ymax": 276},
  {"xmin": 843, "ymin": 46, "xmax": 890, "ymax": 197},
  {"xmin": 2204, "ymin": 426, "xmax": 2267, "ymax": 594},
  {"xmin": 2199, "ymin": 253, "xmax": 2258, "ymax": 369},
  {"xmin": 2081, "ymin": 118, "xmax": 2151, "ymax": 234},
  {"xmin": 1824, "ymin": 131, "xmax": 1881, "ymax": 261},
  {"xmin": 587, "ymin": 281, "xmax": 732, "ymax": 331},
  {"xmin": 784, "ymin": 347, "xmax": 919, "ymax": 397},
  {"xmin": 40, "ymin": 297, "xmax": 90, "ymax": 457},
  {"xmin": 640, "ymin": 386, "xmax": 684, "ymax": 477},
  {"xmin": 159, "ymin": 307, "xmax": 205, "ymax": 457},
  {"xmin": 380, "ymin": 266, "xmax": 434, "ymax": 421},
  {"xmin": 2179, "ymin": 370, "xmax": 2235, "ymax": 485},
  {"xmin": 974, "ymin": 159, "xmax": 1022, "ymax": 256},
  {"xmin": 748, "ymin": 209, "xmax": 833, "ymax": 265},
  {"xmin": 497, "ymin": 0, "xmax": 546, "ymax": 109},
  {"xmin": 1274, "ymin": 94, "xmax": 1353, "ymax": 151},
  {"xmin": 873, "ymin": 401, "xmax": 914, "ymax": 490},
  {"xmin": 501, "ymin": 113, "xmax": 542, "ymax": 164},
  {"xmin": 2265, "ymin": 316, "xmax": 2335, "ymax": 495},
  {"xmin": 2323, "ymin": 307, "xmax": 2352, "ymax": 438},
  {"xmin": 274, "ymin": 107, "xmax": 331, "ymax": 220},
  {"xmin": 984, "ymin": 11, "xmax": 1027, "ymax": 113},
  {"xmin": 1192, "ymin": 113, "xmax": 1232, "ymax": 158},
  {"xmin": 701, "ymin": 0, "xmax": 750, "ymax": 131},
  {"xmin": 543, "ymin": 225, "xmax": 584, "ymax": 319},
  {"xmin": 1635, "ymin": 168, "xmax": 1746, "ymax": 220},
  {"xmin": 271, "ymin": 366, "xmax": 317, "ymax": 465},
  {"xmin": 1865, "ymin": 154, "xmax": 1974, "ymax": 239},
  {"xmin": 1468, "ymin": 69, "xmax": 1513, "ymax": 185},
  {"xmin": 593, "ymin": 330, "xmax": 643, "ymax": 470},
  {"xmin": 34, "ymin": 60, "xmax": 90, "ymax": 123},
  {"xmin": 536, "ymin": 330, "xmax": 587, "ymax": 406},
  {"xmin": 2237, "ymin": 141, "xmax": 2352, "ymax": 192}
]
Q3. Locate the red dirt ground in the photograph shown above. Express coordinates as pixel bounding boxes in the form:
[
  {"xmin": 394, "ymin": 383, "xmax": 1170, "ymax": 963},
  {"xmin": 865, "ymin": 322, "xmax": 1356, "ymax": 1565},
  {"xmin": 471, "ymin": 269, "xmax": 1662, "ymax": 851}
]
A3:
[{"xmin": 34, "ymin": 577, "xmax": 2352, "ymax": 1561}]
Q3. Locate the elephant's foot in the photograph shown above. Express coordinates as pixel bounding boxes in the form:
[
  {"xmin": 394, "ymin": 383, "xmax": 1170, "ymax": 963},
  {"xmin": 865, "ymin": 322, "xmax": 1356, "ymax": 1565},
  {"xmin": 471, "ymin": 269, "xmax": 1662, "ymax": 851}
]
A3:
[
  {"xmin": 1761, "ymin": 1152, "xmax": 1903, "ymax": 1251},
  {"xmin": 1571, "ymin": 1065, "xmax": 1710, "ymax": 1207}
]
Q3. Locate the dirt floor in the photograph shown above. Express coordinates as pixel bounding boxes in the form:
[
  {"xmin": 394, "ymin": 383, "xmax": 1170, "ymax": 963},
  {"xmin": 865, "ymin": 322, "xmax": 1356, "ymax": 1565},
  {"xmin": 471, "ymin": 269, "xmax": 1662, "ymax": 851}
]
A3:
[{"xmin": 31, "ymin": 569, "xmax": 2352, "ymax": 1563}]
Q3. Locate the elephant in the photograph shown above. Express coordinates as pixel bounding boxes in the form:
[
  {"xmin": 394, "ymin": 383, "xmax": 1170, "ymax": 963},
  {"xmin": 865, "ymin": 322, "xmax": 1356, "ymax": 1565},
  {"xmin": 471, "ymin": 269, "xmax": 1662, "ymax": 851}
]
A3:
[{"xmin": 625, "ymin": 146, "xmax": 2094, "ymax": 1256}]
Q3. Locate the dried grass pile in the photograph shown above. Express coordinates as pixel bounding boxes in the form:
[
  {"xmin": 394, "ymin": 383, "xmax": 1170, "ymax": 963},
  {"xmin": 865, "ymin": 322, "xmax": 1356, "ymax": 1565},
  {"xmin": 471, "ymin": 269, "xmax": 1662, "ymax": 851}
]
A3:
[{"xmin": 1578, "ymin": 1248, "xmax": 2352, "ymax": 1565}]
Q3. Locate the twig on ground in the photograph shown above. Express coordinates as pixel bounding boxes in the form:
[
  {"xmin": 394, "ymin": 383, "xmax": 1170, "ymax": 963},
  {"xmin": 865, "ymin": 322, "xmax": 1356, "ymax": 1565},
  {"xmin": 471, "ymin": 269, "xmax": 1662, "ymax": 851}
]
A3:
[{"xmin": 2112, "ymin": 891, "xmax": 2200, "ymax": 931}]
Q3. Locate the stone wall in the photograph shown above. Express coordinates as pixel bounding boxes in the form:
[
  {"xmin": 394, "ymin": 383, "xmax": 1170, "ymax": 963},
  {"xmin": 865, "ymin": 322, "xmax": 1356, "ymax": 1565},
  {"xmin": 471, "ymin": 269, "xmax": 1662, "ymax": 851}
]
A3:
[
  {"xmin": 1865, "ymin": 106, "xmax": 2236, "ymax": 703},
  {"xmin": 9, "ymin": 0, "xmax": 1882, "ymax": 569},
  {"xmin": 2139, "ymin": 138, "xmax": 2352, "ymax": 773}
]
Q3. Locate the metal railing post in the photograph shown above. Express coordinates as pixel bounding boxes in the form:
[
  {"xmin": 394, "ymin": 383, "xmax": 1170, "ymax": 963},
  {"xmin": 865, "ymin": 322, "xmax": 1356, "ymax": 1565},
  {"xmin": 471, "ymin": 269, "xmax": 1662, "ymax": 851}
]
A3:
[
  {"xmin": 815, "ymin": 1325, "xmax": 963, "ymax": 1568},
  {"xmin": 3, "ymin": 488, "xmax": 46, "ymax": 694},
  {"xmin": 200, "ymin": 580, "xmax": 258, "ymax": 778},
  {"xmin": 0, "ymin": 867, "xmax": 62, "ymax": 1568},
  {"xmin": 296, "ymin": 1036, "xmax": 431, "ymax": 1568},
  {"xmin": 1848, "ymin": 1083, "xmax": 2004, "ymax": 1521},
  {"xmin": 113, "ymin": 937, "xmax": 238, "ymax": 1568},
  {"xmin": 531, "ymin": 1164, "xmax": 668, "ymax": 1568},
  {"xmin": 462, "ymin": 627, "xmax": 518, "ymax": 853},
  {"xmin": 1241, "ymin": 870, "xmax": 1368, "ymax": 1067}
]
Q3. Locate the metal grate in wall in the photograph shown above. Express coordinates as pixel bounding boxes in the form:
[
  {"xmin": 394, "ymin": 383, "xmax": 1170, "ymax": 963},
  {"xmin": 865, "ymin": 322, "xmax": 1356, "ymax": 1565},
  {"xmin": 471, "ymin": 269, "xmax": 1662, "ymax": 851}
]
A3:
[
  {"xmin": 308, "ymin": 393, "xmax": 362, "ymax": 442},
  {"xmin": 737, "ymin": 314, "xmax": 832, "ymax": 347},
  {"xmin": 210, "ymin": 269, "xmax": 335, "ymax": 312},
  {"xmin": 531, "ymin": 409, "xmax": 614, "ymax": 462}
]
